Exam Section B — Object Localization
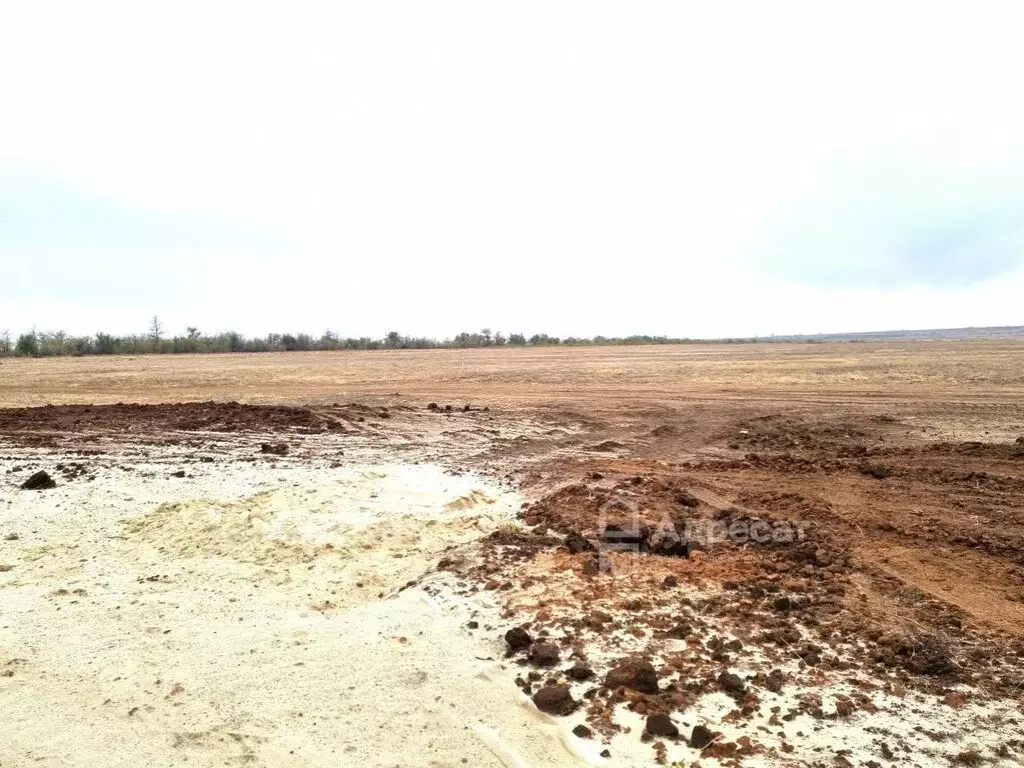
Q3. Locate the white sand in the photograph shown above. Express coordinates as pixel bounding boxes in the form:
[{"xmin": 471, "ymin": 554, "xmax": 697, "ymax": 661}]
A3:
[{"xmin": 0, "ymin": 459, "xmax": 584, "ymax": 768}]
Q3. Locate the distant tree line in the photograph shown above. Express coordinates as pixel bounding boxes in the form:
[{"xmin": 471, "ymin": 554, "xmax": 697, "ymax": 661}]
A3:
[{"xmin": 0, "ymin": 317, "xmax": 760, "ymax": 358}]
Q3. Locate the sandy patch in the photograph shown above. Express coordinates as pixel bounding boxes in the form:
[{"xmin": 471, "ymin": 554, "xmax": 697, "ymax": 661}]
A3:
[{"xmin": 0, "ymin": 459, "xmax": 581, "ymax": 767}]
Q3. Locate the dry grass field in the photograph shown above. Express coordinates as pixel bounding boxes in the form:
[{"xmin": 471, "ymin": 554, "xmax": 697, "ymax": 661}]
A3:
[
  {"xmin": 3, "ymin": 341, "xmax": 1024, "ymax": 409},
  {"xmin": 3, "ymin": 342, "xmax": 1024, "ymax": 766}
]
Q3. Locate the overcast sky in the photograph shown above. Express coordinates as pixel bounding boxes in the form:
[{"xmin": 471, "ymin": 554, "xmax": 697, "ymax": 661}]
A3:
[{"xmin": 3, "ymin": 1, "xmax": 1024, "ymax": 339}]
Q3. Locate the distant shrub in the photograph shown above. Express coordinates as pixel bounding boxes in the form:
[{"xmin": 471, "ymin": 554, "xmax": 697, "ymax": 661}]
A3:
[
  {"xmin": 94, "ymin": 332, "xmax": 118, "ymax": 355},
  {"xmin": 15, "ymin": 332, "xmax": 39, "ymax": 357}
]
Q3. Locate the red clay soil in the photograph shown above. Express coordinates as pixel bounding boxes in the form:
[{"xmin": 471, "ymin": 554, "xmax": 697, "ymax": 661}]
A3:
[{"xmin": 456, "ymin": 405, "xmax": 1024, "ymax": 744}]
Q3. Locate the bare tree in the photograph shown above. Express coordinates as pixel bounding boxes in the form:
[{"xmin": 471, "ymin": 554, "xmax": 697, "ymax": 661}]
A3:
[
  {"xmin": 0, "ymin": 330, "xmax": 10, "ymax": 356},
  {"xmin": 149, "ymin": 316, "xmax": 164, "ymax": 350},
  {"xmin": 39, "ymin": 330, "xmax": 68, "ymax": 356}
]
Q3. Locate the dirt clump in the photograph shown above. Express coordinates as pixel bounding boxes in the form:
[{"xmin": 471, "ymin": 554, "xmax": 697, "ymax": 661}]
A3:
[
  {"xmin": 504, "ymin": 627, "xmax": 533, "ymax": 652},
  {"xmin": 527, "ymin": 642, "xmax": 560, "ymax": 667},
  {"xmin": 717, "ymin": 670, "xmax": 746, "ymax": 697},
  {"xmin": 605, "ymin": 659, "xmax": 659, "ymax": 694},
  {"xmin": 20, "ymin": 470, "xmax": 56, "ymax": 490},
  {"xmin": 874, "ymin": 632, "xmax": 959, "ymax": 678},
  {"xmin": 532, "ymin": 684, "xmax": 577, "ymax": 715},
  {"xmin": 859, "ymin": 464, "xmax": 894, "ymax": 479},
  {"xmin": 689, "ymin": 725, "xmax": 716, "ymax": 749},
  {"xmin": 566, "ymin": 662, "xmax": 594, "ymax": 680},
  {"xmin": 645, "ymin": 714, "xmax": 679, "ymax": 738},
  {"xmin": 563, "ymin": 530, "xmax": 594, "ymax": 554}
]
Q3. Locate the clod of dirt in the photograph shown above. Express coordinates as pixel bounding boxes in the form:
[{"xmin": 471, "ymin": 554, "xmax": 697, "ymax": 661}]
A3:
[
  {"xmin": 879, "ymin": 632, "xmax": 958, "ymax": 677},
  {"xmin": 528, "ymin": 642, "xmax": 560, "ymax": 667},
  {"xmin": 504, "ymin": 627, "xmax": 533, "ymax": 652},
  {"xmin": 260, "ymin": 442, "xmax": 289, "ymax": 456},
  {"xmin": 718, "ymin": 670, "xmax": 746, "ymax": 696},
  {"xmin": 57, "ymin": 462, "xmax": 89, "ymax": 481},
  {"xmin": 954, "ymin": 750, "xmax": 984, "ymax": 766},
  {"xmin": 674, "ymin": 489, "xmax": 700, "ymax": 508},
  {"xmin": 170, "ymin": 470, "xmax": 186, "ymax": 478},
  {"xmin": 4, "ymin": 533, "xmax": 19, "ymax": 541},
  {"xmin": 0, "ymin": 564, "xmax": 14, "ymax": 572},
  {"xmin": 764, "ymin": 668, "xmax": 785, "ymax": 692},
  {"xmin": 859, "ymin": 465, "xmax": 893, "ymax": 479},
  {"xmin": 532, "ymin": 684, "xmax": 577, "ymax": 715},
  {"xmin": 20, "ymin": 471, "xmax": 56, "ymax": 491},
  {"xmin": 666, "ymin": 623, "xmax": 691, "ymax": 640},
  {"xmin": 623, "ymin": 598, "xmax": 648, "ymax": 612},
  {"xmin": 663, "ymin": 575, "xmax": 679, "ymax": 588},
  {"xmin": 646, "ymin": 714, "xmax": 679, "ymax": 738},
  {"xmin": 566, "ymin": 662, "xmax": 595, "ymax": 681},
  {"xmin": 426, "ymin": 402, "xmax": 439, "ymax": 411},
  {"xmin": 572, "ymin": 724, "xmax": 593, "ymax": 739},
  {"xmin": 563, "ymin": 530, "xmax": 594, "ymax": 554},
  {"xmin": 835, "ymin": 698, "xmax": 856, "ymax": 717},
  {"xmin": 772, "ymin": 596, "xmax": 797, "ymax": 612},
  {"xmin": 582, "ymin": 557, "xmax": 602, "ymax": 577},
  {"xmin": 690, "ymin": 725, "xmax": 716, "ymax": 749},
  {"xmin": 605, "ymin": 659, "xmax": 659, "ymax": 694}
]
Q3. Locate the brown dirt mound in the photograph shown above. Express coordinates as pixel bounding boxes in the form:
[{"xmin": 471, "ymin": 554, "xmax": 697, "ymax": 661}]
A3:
[
  {"xmin": 486, "ymin": 438, "xmax": 1024, "ymax": 708},
  {"xmin": 0, "ymin": 402, "xmax": 362, "ymax": 443}
]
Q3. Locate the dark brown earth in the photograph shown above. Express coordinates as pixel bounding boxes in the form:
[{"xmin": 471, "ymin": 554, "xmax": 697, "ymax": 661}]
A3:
[
  {"xmin": 0, "ymin": 402, "xmax": 413, "ymax": 457},
  {"xmin": 0, "ymin": 402, "xmax": 393, "ymax": 444}
]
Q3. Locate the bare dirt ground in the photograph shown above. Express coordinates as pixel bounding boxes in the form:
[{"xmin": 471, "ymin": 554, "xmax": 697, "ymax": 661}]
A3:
[{"xmin": 2, "ymin": 343, "xmax": 1024, "ymax": 766}]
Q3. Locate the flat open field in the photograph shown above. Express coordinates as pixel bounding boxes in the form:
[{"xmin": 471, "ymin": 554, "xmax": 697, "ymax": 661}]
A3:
[
  {"xmin": 2, "ymin": 343, "xmax": 1024, "ymax": 767},
  {"xmin": 3, "ymin": 341, "xmax": 1024, "ymax": 408}
]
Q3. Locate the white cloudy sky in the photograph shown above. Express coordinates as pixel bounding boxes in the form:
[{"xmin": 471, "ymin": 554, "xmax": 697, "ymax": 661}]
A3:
[{"xmin": 2, "ymin": 1, "xmax": 1024, "ymax": 339}]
